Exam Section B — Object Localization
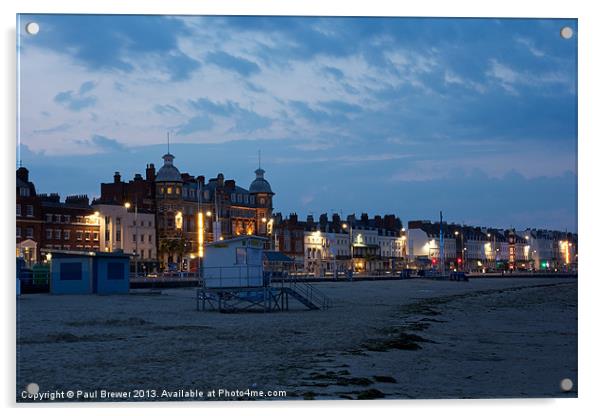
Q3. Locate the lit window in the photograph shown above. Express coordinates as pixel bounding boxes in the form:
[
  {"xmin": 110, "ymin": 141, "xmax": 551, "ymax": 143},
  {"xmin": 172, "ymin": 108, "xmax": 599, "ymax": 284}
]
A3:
[{"xmin": 167, "ymin": 187, "xmax": 173, "ymax": 194}]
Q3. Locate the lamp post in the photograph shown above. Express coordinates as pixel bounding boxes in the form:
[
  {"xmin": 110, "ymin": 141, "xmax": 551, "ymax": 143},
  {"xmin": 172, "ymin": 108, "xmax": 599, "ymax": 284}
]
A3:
[
  {"xmin": 125, "ymin": 202, "xmax": 138, "ymax": 278},
  {"xmin": 342, "ymin": 223, "xmax": 353, "ymax": 276}
]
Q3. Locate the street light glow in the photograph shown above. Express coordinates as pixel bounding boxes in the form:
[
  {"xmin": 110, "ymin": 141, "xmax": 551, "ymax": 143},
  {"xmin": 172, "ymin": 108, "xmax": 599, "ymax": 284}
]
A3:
[{"xmin": 197, "ymin": 212, "xmax": 203, "ymax": 258}]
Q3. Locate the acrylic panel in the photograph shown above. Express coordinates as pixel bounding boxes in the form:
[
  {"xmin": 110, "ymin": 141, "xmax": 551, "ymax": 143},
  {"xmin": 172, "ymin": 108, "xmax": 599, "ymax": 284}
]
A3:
[{"xmin": 16, "ymin": 14, "xmax": 578, "ymax": 402}]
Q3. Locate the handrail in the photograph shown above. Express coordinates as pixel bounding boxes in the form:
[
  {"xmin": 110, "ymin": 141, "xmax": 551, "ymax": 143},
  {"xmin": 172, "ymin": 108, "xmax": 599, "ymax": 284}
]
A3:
[{"xmin": 286, "ymin": 278, "xmax": 332, "ymax": 309}]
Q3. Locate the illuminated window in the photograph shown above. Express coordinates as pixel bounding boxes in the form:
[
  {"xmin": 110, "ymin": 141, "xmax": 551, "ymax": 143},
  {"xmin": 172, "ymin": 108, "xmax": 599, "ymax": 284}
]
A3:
[
  {"xmin": 167, "ymin": 187, "xmax": 173, "ymax": 194},
  {"xmin": 175, "ymin": 212, "xmax": 183, "ymax": 230}
]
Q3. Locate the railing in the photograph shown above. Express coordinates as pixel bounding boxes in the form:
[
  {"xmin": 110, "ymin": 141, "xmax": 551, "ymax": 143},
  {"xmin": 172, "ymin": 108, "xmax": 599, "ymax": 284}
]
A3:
[
  {"xmin": 285, "ymin": 278, "xmax": 333, "ymax": 309},
  {"xmin": 201, "ymin": 265, "xmax": 265, "ymax": 288}
]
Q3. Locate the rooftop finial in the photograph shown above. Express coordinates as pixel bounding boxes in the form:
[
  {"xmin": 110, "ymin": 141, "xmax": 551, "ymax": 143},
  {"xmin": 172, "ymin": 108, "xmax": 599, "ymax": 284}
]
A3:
[
  {"xmin": 167, "ymin": 131, "xmax": 170, "ymax": 154},
  {"xmin": 258, "ymin": 149, "xmax": 261, "ymax": 170}
]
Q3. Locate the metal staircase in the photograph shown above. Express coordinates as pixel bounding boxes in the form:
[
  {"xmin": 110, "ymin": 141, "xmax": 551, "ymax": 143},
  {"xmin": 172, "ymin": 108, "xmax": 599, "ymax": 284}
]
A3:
[{"xmin": 282, "ymin": 280, "xmax": 333, "ymax": 310}]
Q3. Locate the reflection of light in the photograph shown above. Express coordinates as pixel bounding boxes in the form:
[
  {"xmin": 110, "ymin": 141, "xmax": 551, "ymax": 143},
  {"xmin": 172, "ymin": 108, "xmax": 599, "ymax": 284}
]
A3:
[
  {"xmin": 206, "ymin": 211, "xmax": 212, "ymax": 217},
  {"xmin": 261, "ymin": 217, "xmax": 267, "ymax": 223},
  {"xmin": 124, "ymin": 202, "xmax": 131, "ymax": 209},
  {"xmin": 197, "ymin": 213, "xmax": 203, "ymax": 258}
]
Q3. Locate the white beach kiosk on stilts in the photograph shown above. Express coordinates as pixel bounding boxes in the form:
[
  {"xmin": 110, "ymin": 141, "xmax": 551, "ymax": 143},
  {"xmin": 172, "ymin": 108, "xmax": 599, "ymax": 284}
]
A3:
[{"xmin": 197, "ymin": 235, "xmax": 332, "ymax": 312}]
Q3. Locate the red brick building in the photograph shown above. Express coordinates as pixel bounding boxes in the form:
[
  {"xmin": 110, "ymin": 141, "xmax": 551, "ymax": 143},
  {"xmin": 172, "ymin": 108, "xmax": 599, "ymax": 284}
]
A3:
[
  {"xmin": 39, "ymin": 193, "xmax": 100, "ymax": 254},
  {"xmin": 16, "ymin": 167, "xmax": 43, "ymax": 266}
]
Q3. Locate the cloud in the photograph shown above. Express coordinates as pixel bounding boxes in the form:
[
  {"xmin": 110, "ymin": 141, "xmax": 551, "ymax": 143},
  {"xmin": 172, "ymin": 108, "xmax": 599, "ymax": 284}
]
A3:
[
  {"xmin": 154, "ymin": 104, "xmax": 181, "ymax": 115},
  {"xmin": 74, "ymin": 134, "xmax": 127, "ymax": 152},
  {"xmin": 515, "ymin": 36, "xmax": 545, "ymax": 57},
  {"xmin": 322, "ymin": 66, "xmax": 344, "ymax": 80},
  {"xmin": 33, "ymin": 123, "xmax": 72, "ymax": 134},
  {"xmin": 54, "ymin": 81, "xmax": 98, "ymax": 111},
  {"xmin": 205, "ymin": 51, "xmax": 260, "ymax": 76},
  {"xmin": 188, "ymin": 97, "xmax": 271, "ymax": 133},
  {"xmin": 176, "ymin": 115, "xmax": 215, "ymax": 135},
  {"xmin": 28, "ymin": 15, "xmax": 199, "ymax": 80},
  {"xmin": 164, "ymin": 51, "xmax": 201, "ymax": 81}
]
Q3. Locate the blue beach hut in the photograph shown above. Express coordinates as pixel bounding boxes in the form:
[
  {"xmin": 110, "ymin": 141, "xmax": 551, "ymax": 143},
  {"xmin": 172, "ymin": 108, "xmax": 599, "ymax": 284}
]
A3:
[{"xmin": 47, "ymin": 250, "xmax": 130, "ymax": 295}]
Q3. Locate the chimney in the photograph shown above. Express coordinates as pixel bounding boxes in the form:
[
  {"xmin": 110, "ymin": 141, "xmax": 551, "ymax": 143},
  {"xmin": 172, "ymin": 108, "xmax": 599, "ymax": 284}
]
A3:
[
  {"xmin": 16, "ymin": 167, "xmax": 29, "ymax": 182},
  {"xmin": 319, "ymin": 213, "xmax": 328, "ymax": 231},
  {"xmin": 225, "ymin": 179, "xmax": 236, "ymax": 189},
  {"xmin": 290, "ymin": 213, "xmax": 298, "ymax": 224},
  {"xmin": 196, "ymin": 175, "xmax": 205, "ymax": 186},
  {"xmin": 146, "ymin": 164, "xmax": 156, "ymax": 181},
  {"xmin": 217, "ymin": 173, "xmax": 225, "ymax": 187},
  {"xmin": 134, "ymin": 173, "xmax": 143, "ymax": 181},
  {"xmin": 114, "ymin": 172, "xmax": 121, "ymax": 183},
  {"xmin": 347, "ymin": 214, "xmax": 356, "ymax": 225},
  {"xmin": 65, "ymin": 194, "xmax": 90, "ymax": 207},
  {"xmin": 374, "ymin": 215, "xmax": 383, "ymax": 229},
  {"xmin": 307, "ymin": 215, "xmax": 314, "ymax": 226},
  {"xmin": 360, "ymin": 212, "xmax": 369, "ymax": 226}
]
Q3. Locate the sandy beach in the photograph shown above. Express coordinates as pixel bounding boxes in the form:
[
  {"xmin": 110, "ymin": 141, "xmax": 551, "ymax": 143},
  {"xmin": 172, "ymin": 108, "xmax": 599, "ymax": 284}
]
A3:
[{"xmin": 16, "ymin": 277, "xmax": 577, "ymax": 401}]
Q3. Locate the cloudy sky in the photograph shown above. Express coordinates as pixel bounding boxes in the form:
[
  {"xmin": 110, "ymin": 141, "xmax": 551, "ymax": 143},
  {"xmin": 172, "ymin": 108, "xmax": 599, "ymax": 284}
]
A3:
[{"xmin": 17, "ymin": 15, "xmax": 577, "ymax": 230}]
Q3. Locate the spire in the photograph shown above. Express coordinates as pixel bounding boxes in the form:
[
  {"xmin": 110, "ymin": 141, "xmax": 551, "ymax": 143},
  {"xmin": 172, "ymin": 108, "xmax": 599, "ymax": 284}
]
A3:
[
  {"xmin": 258, "ymin": 149, "xmax": 261, "ymax": 170},
  {"xmin": 167, "ymin": 131, "xmax": 170, "ymax": 155}
]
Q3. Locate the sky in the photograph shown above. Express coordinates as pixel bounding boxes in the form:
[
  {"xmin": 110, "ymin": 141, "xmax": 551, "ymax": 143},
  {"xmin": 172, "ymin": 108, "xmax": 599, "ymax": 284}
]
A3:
[{"xmin": 17, "ymin": 15, "xmax": 577, "ymax": 231}]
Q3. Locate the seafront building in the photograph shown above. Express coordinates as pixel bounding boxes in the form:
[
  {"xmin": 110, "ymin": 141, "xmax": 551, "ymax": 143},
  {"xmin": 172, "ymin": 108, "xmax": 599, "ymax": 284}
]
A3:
[
  {"xmin": 408, "ymin": 220, "xmax": 576, "ymax": 272},
  {"xmin": 91, "ymin": 202, "xmax": 158, "ymax": 273},
  {"xmin": 94, "ymin": 151, "xmax": 274, "ymax": 271},
  {"xmin": 16, "ymin": 164, "xmax": 577, "ymax": 274},
  {"xmin": 273, "ymin": 212, "xmax": 405, "ymax": 276}
]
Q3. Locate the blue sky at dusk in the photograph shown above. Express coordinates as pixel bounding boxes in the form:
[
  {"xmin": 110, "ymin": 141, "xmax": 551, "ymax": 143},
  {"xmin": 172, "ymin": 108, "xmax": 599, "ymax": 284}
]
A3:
[{"xmin": 17, "ymin": 15, "xmax": 577, "ymax": 230}]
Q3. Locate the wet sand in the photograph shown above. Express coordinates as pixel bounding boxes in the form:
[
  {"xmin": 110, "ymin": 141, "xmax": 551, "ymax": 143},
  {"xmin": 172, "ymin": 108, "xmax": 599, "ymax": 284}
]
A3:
[{"xmin": 16, "ymin": 277, "xmax": 577, "ymax": 401}]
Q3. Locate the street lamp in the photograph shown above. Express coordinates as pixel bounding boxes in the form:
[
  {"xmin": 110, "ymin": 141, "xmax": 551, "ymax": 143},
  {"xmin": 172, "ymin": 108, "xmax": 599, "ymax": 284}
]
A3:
[
  {"xmin": 125, "ymin": 202, "xmax": 138, "ymax": 278},
  {"xmin": 342, "ymin": 222, "xmax": 353, "ymax": 275}
]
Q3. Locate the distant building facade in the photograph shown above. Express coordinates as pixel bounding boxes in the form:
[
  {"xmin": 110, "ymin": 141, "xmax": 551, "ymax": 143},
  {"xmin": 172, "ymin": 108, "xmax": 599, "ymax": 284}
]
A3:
[
  {"xmin": 408, "ymin": 220, "xmax": 577, "ymax": 272},
  {"xmin": 274, "ymin": 212, "xmax": 404, "ymax": 275},
  {"xmin": 16, "ymin": 167, "xmax": 43, "ymax": 266},
  {"xmin": 39, "ymin": 193, "xmax": 101, "ymax": 254},
  {"xmin": 96, "ymin": 152, "xmax": 275, "ymax": 271},
  {"xmin": 92, "ymin": 203, "xmax": 158, "ymax": 272}
]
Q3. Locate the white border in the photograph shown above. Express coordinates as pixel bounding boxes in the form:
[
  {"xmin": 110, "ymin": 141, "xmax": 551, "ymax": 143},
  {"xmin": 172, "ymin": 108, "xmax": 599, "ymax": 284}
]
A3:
[{"xmin": 2, "ymin": 1, "xmax": 600, "ymax": 415}]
